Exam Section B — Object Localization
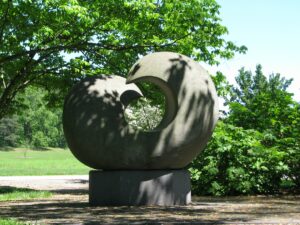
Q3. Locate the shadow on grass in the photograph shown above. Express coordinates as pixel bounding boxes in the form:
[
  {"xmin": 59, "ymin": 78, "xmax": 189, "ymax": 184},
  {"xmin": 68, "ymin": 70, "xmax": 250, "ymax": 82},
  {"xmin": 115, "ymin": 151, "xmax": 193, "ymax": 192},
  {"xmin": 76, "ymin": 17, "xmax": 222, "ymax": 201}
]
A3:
[
  {"xmin": 0, "ymin": 185, "xmax": 88, "ymax": 198},
  {"xmin": 0, "ymin": 186, "xmax": 38, "ymax": 194},
  {"xmin": 31, "ymin": 147, "xmax": 52, "ymax": 151},
  {"xmin": 51, "ymin": 179, "xmax": 89, "ymax": 195},
  {"xmin": 0, "ymin": 183, "xmax": 299, "ymax": 224},
  {"xmin": 193, "ymin": 195, "xmax": 300, "ymax": 204},
  {"xmin": 52, "ymin": 188, "xmax": 88, "ymax": 195},
  {"xmin": 0, "ymin": 200, "xmax": 222, "ymax": 224},
  {"xmin": 0, "ymin": 146, "xmax": 15, "ymax": 151},
  {"xmin": 71, "ymin": 179, "xmax": 89, "ymax": 184},
  {"xmin": 0, "ymin": 190, "xmax": 299, "ymax": 224}
]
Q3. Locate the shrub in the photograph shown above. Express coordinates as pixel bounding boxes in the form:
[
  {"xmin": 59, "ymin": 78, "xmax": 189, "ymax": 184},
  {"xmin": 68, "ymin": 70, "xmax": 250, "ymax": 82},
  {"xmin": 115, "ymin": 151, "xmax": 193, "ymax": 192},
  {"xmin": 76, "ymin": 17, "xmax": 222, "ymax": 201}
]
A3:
[{"xmin": 189, "ymin": 122, "xmax": 289, "ymax": 196}]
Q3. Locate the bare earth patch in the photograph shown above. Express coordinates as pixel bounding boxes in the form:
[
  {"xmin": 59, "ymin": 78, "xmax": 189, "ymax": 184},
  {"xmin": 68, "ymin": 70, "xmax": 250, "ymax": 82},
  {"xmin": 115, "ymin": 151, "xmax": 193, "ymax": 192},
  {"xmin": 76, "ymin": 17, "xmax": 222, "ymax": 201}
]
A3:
[{"xmin": 0, "ymin": 176, "xmax": 299, "ymax": 224}]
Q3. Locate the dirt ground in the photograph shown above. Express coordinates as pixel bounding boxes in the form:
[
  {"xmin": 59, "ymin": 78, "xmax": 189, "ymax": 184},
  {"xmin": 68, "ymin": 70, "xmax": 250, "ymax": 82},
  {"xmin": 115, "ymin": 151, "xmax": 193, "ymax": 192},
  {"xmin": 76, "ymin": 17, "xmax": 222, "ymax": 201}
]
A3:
[{"xmin": 0, "ymin": 176, "xmax": 299, "ymax": 224}]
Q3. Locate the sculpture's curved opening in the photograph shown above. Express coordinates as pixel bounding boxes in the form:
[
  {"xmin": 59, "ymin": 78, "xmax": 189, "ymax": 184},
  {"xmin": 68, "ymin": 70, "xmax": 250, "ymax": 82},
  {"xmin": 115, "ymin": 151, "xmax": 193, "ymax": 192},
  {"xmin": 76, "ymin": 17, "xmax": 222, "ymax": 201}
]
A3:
[{"xmin": 124, "ymin": 81, "xmax": 165, "ymax": 132}]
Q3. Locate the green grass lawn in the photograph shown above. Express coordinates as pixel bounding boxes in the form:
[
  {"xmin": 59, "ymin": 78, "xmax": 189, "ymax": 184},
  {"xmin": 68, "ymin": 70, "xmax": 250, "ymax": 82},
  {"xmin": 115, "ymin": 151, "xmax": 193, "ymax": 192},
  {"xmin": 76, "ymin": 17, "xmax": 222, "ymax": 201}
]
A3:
[
  {"xmin": 0, "ymin": 186, "xmax": 52, "ymax": 201},
  {"xmin": 0, "ymin": 147, "xmax": 90, "ymax": 176},
  {"xmin": 0, "ymin": 218, "xmax": 26, "ymax": 225}
]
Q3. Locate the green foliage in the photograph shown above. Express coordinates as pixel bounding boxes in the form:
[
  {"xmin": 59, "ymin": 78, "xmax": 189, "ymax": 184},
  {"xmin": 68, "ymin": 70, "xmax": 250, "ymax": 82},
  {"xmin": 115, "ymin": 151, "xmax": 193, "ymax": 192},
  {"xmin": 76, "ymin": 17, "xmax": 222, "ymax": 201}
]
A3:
[
  {"xmin": 0, "ymin": 0, "xmax": 246, "ymax": 119},
  {"xmin": 0, "ymin": 116, "xmax": 22, "ymax": 147},
  {"xmin": 224, "ymin": 65, "xmax": 300, "ymax": 190},
  {"xmin": 227, "ymin": 64, "xmax": 295, "ymax": 135},
  {"xmin": 211, "ymin": 71, "xmax": 232, "ymax": 99},
  {"xmin": 190, "ymin": 66, "xmax": 299, "ymax": 195},
  {"xmin": 0, "ymin": 87, "xmax": 66, "ymax": 148},
  {"xmin": 268, "ymin": 135, "xmax": 300, "ymax": 190},
  {"xmin": 31, "ymin": 131, "xmax": 49, "ymax": 148},
  {"xmin": 190, "ymin": 122, "xmax": 290, "ymax": 196}
]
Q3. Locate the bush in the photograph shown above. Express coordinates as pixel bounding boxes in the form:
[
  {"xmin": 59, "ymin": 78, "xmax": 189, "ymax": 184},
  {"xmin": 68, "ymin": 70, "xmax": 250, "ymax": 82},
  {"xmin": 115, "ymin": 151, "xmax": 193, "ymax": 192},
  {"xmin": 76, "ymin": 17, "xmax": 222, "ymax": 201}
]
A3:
[
  {"xmin": 277, "ymin": 137, "xmax": 300, "ymax": 190},
  {"xmin": 189, "ymin": 122, "xmax": 289, "ymax": 196},
  {"xmin": 32, "ymin": 131, "xmax": 49, "ymax": 148}
]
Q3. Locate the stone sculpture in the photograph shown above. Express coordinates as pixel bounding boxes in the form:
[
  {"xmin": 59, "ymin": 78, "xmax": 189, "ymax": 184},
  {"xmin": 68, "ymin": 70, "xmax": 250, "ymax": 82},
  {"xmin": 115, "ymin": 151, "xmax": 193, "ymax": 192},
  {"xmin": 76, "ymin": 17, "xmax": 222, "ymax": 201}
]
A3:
[{"xmin": 63, "ymin": 52, "xmax": 219, "ymax": 206}]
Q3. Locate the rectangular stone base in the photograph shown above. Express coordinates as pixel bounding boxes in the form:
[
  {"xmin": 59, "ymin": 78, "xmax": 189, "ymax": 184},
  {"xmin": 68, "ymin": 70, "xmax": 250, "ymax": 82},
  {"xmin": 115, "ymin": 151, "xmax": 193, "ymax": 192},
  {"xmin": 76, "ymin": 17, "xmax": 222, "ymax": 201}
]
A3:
[{"xmin": 89, "ymin": 169, "xmax": 191, "ymax": 206}]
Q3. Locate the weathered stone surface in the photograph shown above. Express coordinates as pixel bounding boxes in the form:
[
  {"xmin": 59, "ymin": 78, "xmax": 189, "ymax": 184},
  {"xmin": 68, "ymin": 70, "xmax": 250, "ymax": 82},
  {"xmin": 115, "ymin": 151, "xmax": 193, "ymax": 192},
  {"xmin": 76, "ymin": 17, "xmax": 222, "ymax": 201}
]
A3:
[
  {"xmin": 63, "ymin": 52, "xmax": 219, "ymax": 169},
  {"xmin": 89, "ymin": 170, "xmax": 191, "ymax": 206}
]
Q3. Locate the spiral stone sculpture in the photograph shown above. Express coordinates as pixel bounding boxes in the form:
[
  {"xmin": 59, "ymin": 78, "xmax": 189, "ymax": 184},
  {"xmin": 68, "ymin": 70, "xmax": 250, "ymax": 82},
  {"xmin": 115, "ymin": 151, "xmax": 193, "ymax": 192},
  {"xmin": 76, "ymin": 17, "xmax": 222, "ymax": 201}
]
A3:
[{"xmin": 63, "ymin": 52, "xmax": 219, "ymax": 205}]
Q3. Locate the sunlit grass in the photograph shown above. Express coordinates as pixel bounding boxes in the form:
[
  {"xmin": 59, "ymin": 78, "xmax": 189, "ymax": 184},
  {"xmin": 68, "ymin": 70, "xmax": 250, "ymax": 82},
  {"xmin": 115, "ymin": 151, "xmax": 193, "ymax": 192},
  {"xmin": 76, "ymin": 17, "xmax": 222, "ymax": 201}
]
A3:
[
  {"xmin": 0, "ymin": 218, "xmax": 27, "ymax": 225},
  {"xmin": 0, "ymin": 186, "xmax": 52, "ymax": 201},
  {"xmin": 0, "ymin": 147, "xmax": 90, "ymax": 176}
]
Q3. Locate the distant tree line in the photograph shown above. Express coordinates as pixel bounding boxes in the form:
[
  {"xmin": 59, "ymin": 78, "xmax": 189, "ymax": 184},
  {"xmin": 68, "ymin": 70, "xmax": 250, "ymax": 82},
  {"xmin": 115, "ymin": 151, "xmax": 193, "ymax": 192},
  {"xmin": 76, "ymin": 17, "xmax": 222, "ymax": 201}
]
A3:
[{"xmin": 0, "ymin": 87, "xmax": 66, "ymax": 148}]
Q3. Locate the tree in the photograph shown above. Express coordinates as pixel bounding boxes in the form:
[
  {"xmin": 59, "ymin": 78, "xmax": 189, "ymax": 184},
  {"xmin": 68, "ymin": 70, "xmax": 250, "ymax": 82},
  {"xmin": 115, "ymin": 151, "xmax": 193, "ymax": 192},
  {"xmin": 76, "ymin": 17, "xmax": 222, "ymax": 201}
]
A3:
[
  {"xmin": 16, "ymin": 87, "xmax": 66, "ymax": 148},
  {"xmin": 226, "ymin": 64, "xmax": 295, "ymax": 136},
  {"xmin": 0, "ymin": 0, "xmax": 246, "ymax": 119},
  {"xmin": 0, "ymin": 86, "xmax": 66, "ymax": 148},
  {"xmin": 224, "ymin": 64, "xmax": 300, "ymax": 190},
  {"xmin": 190, "ymin": 65, "xmax": 300, "ymax": 195},
  {"xmin": 125, "ymin": 96, "xmax": 164, "ymax": 131}
]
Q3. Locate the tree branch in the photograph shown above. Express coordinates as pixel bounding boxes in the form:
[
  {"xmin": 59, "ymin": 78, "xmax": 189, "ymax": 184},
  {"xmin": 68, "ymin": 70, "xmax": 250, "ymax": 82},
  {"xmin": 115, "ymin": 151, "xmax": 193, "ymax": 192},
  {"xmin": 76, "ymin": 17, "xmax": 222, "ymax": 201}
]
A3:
[{"xmin": 0, "ymin": 34, "xmax": 190, "ymax": 65}]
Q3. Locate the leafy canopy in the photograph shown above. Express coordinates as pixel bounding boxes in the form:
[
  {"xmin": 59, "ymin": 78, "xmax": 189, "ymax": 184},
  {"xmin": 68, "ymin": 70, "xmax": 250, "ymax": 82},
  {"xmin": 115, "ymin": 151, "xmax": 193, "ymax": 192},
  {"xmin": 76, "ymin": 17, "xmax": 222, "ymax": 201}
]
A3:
[
  {"xmin": 0, "ymin": 0, "xmax": 246, "ymax": 118},
  {"xmin": 190, "ymin": 66, "xmax": 300, "ymax": 195},
  {"xmin": 226, "ymin": 64, "xmax": 296, "ymax": 136}
]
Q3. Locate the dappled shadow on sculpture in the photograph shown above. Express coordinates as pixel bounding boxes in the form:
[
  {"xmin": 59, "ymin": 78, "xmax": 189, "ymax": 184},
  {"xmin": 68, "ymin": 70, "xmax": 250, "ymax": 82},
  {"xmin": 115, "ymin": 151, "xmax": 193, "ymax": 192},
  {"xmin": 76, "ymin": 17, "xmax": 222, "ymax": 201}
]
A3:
[
  {"xmin": 63, "ymin": 52, "xmax": 219, "ymax": 205},
  {"xmin": 63, "ymin": 52, "xmax": 218, "ymax": 169}
]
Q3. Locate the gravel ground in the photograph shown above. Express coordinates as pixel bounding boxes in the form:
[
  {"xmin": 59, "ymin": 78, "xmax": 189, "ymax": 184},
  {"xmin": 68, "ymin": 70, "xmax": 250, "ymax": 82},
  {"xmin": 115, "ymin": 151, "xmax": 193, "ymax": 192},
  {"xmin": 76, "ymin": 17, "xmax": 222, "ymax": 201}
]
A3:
[{"xmin": 0, "ymin": 176, "xmax": 299, "ymax": 224}]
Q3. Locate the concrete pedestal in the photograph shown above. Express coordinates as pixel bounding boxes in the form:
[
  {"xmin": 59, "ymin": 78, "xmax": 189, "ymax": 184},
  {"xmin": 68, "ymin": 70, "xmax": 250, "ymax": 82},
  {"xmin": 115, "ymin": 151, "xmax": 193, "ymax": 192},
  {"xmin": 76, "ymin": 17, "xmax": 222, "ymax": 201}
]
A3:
[{"xmin": 89, "ymin": 170, "xmax": 191, "ymax": 206}]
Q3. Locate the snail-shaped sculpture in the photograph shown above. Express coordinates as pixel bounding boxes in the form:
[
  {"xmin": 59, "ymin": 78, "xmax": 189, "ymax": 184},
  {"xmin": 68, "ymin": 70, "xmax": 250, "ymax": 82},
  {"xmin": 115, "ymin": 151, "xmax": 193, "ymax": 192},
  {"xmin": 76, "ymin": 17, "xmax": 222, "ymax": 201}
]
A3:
[{"xmin": 63, "ymin": 52, "xmax": 219, "ymax": 169}]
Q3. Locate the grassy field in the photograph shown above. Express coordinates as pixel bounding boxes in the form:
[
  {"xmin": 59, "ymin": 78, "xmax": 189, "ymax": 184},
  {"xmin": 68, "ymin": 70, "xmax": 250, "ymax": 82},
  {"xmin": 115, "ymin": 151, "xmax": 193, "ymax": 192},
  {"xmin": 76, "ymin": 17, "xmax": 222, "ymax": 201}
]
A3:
[{"xmin": 0, "ymin": 147, "xmax": 90, "ymax": 176}]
